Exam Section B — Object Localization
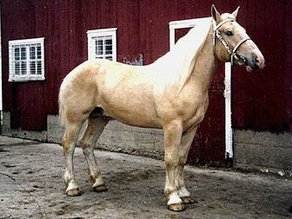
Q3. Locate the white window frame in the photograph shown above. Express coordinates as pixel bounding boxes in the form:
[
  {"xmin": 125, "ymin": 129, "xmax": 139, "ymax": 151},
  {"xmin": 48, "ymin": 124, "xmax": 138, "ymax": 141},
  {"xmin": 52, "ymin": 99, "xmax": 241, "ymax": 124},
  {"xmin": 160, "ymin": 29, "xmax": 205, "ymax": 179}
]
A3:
[
  {"xmin": 87, "ymin": 28, "xmax": 117, "ymax": 61},
  {"xmin": 8, "ymin": 37, "xmax": 45, "ymax": 82},
  {"xmin": 169, "ymin": 18, "xmax": 233, "ymax": 158}
]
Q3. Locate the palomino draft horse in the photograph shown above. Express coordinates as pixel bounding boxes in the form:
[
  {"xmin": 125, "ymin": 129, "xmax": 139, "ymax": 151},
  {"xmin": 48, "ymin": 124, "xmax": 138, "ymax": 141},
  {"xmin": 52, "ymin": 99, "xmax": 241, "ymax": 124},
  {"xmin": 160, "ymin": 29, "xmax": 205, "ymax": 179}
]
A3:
[{"xmin": 59, "ymin": 5, "xmax": 265, "ymax": 211}]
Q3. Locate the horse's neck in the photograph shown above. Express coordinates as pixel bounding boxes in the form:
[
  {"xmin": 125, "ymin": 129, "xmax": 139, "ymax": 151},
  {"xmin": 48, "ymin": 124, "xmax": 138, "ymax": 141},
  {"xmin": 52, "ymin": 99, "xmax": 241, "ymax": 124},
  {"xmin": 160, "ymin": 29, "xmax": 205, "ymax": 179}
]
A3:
[
  {"xmin": 184, "ymin": 27, "xmax": 216, "ymax": 93},
  {"xmin": 148, "ymin": 22, "xmax": 215, "ymax": 94}
]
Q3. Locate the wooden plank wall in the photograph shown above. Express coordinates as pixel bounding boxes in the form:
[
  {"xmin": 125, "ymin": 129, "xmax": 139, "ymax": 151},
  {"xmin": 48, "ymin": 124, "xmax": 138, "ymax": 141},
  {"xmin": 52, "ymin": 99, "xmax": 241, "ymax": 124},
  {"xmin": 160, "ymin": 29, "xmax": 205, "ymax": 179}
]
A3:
[
  {"xmin": 231, "ymin": 0, "xmax": 291, "ymax": 132},
  {"xmin": 2, "ymin": 0, "xmax": 291, "ymax": 163}
]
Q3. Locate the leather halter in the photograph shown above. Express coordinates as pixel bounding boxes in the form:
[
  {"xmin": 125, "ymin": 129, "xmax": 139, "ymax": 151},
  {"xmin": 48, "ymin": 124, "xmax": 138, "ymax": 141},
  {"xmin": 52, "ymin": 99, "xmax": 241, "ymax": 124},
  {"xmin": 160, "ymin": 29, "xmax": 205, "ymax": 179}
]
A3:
[{"xmin": 213, "ymin": 19, "xmax": 251, "ymax": 65}]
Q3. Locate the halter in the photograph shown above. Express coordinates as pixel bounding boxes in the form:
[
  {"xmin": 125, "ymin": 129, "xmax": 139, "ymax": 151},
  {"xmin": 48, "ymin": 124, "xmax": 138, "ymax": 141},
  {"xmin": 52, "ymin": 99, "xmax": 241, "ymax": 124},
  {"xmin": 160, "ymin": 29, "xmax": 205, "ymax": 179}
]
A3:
[{"xmin": 213, "ymin": 19, "xmax": 251, "ymax": 65}]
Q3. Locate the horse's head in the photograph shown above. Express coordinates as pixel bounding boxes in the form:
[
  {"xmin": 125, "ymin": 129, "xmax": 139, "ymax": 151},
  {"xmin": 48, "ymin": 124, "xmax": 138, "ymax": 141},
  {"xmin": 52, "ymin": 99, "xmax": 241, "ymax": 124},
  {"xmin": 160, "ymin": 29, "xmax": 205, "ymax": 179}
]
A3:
[{"xmin": 211, "ymin": 5, "xmax": 265, "ymax": 71}]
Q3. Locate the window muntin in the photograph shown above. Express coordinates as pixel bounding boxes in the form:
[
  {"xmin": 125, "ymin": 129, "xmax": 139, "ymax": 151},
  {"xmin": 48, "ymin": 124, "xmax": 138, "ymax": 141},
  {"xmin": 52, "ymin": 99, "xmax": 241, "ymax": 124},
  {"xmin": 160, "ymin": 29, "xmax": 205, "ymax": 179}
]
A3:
[{"xmin": 9, "ymin": 37, "xmax": 45, "ymax": 82}]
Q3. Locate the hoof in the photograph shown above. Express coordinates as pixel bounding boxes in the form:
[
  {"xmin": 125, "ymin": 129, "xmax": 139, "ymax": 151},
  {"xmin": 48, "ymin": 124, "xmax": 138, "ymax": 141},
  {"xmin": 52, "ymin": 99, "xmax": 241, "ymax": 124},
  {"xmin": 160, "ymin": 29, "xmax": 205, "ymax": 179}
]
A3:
[
  {"xmin": 66, "ymin": 188, "xmax": 82, "ymax": 196},
  {"xmin": 93, "ymin": 184, "xmax": 108, "ymax": 193},
  {"xmin": 168, "ymin": 203, "xmax": 186, "ymax": 212},
  {"xmin": 181, "ymin": 196, "xmax": 197, "ymax": 204}
]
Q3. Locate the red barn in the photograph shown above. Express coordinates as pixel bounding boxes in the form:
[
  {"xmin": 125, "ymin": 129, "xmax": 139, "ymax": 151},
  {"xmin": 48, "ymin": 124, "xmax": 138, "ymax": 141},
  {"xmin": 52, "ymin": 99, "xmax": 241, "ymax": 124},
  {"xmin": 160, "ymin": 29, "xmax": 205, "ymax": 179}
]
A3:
[{"xmin": 1, "ymin": 0, "xmax": 291, "ymax": 173}]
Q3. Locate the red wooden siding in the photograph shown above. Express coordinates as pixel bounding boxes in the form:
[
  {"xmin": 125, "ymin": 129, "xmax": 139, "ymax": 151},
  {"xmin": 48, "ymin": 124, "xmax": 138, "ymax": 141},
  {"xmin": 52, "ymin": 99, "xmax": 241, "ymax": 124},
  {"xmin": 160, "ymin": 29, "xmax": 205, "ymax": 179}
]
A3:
[
  {"xmin": 232, "ymin": 0, "xmax": 291, "ymax": 132},
  {"xmin": 286, "ymin": 1, "xmax": 292, "ymax": 131},
  {"xmin": 1, "ymin": 0, "xmax": 46, "ymax": 130},
  {"xmin": 2, "ymin": 0, "xmax": 291, "ymax": 164}
]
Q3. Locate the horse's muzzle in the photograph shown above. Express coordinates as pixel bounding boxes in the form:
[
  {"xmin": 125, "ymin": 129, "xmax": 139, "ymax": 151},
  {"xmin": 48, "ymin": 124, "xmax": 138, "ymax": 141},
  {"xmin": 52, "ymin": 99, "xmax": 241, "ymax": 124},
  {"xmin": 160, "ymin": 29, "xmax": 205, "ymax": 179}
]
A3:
[{"xmin": 243, "ymin": 51, "xmax": 265, "ymax": 72}]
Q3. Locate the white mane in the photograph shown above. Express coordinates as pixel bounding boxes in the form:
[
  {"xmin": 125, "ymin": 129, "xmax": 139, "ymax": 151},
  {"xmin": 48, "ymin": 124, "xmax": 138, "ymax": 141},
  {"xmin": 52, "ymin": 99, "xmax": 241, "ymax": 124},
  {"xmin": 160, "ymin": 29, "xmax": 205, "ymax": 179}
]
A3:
[{"xmin": 151, "ymin": 17, "xmax": 212, "ymax": 94}]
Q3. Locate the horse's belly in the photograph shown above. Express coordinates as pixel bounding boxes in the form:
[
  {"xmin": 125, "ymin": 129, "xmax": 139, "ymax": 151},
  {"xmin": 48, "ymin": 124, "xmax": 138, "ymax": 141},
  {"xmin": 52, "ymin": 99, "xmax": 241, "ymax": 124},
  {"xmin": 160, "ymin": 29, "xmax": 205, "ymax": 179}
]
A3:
[
  {"xmin": 104, "ymin": 106, "xmax": 161, "ymax": 128},
  {"xmin": 99, "ymin": 91, "xmax": 161, "ymax": 128}
]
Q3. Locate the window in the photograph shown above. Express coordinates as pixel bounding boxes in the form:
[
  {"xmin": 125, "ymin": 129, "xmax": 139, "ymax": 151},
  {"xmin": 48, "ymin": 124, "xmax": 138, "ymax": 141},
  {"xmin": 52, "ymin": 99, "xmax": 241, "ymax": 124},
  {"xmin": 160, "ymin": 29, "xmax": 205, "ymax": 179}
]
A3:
[
  {"xmin": 9, "ymin": 37, "xmax": 45, "ymax": 82},
  {"xmin": 87, "ymin": 28, "xmax": 117, "ymax": 61}
]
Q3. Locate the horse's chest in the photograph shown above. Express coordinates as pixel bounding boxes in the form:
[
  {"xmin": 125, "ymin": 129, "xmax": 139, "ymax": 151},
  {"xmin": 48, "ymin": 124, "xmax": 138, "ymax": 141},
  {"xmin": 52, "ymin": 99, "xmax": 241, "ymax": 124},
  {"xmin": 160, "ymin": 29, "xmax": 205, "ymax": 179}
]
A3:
[{"xmin": 180, "ymin": 94, "xmax": 209, "ymax": 129}]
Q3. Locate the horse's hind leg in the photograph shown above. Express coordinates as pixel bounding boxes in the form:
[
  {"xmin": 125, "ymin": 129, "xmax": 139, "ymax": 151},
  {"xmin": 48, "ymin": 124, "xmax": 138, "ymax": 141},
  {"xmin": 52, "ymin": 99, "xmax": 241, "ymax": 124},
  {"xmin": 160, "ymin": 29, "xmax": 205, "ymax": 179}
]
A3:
[
  {"xmin": 63, "ymin": 120, "xmax": 84, "ymax": 196},
  {"xmin": 78, "ymin": 110, "xmax": 109, "ymax": 192}
]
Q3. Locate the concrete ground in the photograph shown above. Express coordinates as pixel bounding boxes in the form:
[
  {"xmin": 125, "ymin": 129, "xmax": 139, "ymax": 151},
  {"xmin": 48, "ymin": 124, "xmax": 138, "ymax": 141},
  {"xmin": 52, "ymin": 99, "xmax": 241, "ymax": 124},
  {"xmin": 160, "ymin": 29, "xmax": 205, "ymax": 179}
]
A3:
[{"xmin": 0, "ymin": 135, "xmax": 292, "ymax": 219}]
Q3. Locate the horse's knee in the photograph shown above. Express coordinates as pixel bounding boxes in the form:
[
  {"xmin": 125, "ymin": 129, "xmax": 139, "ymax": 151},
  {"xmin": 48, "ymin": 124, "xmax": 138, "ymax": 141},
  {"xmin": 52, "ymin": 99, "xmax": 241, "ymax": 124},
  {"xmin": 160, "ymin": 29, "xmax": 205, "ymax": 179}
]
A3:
[
  {"xmin": 81, "ymin": 144, "xmax": 93, "ymax": 157},
  {"xmin": 62, "ymin": 133, "xmax": 69, "ymax": 149},
  {"xmin": 178, "ymin": 156, "xmax": 187, "ymax": 168},
  {"xmin": 165, "ymin": 161, "xmax": 176, "ymax": 174},
  {"xmin": 62, "ymin": 139, "xmax": 74, "ymax": 155},
  {"xmin": 79, "ymin": 138, "xmax": 90, "ymax": 148}
]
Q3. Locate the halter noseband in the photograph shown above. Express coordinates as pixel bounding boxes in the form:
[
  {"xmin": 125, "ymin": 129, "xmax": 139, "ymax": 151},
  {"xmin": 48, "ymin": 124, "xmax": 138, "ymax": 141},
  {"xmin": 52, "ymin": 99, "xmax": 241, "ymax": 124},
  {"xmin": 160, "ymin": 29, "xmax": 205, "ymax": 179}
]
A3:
[{"xmin": 213, "ymin": 19, "xmax": 251, "ymax": 65}]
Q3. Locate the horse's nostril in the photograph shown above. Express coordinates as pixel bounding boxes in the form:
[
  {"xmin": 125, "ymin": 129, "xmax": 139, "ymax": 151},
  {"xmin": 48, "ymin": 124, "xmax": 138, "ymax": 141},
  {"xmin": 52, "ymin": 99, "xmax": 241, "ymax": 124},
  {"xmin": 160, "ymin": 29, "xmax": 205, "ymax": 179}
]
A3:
[
  {"xmin": 251, "ymin": 55, "xmax": 261, "ymax": 69},
  {"xmin": 253, "ymin": 53, "xmax": 265, "ymax": 69},
  {"xmin": 252, "ymin": 58, "xmax": 259, "ymax": 70}
]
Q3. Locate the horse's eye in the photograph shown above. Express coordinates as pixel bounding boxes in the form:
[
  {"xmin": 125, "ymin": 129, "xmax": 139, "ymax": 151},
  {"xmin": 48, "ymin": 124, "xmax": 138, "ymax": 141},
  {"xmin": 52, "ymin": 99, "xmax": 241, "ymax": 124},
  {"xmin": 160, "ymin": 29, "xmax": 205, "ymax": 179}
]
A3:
[{"xmin": 225, "ymin": 31, "xmax": 233, "ymax": 36}]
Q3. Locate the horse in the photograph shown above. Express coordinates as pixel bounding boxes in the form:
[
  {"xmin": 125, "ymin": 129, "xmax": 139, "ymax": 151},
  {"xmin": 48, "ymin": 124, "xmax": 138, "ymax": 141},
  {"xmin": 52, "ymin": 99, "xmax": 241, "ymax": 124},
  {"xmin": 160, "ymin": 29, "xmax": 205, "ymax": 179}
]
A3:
[{"xmin": 58, "ymin": 5, "xmax": 265, "ymax": 212}]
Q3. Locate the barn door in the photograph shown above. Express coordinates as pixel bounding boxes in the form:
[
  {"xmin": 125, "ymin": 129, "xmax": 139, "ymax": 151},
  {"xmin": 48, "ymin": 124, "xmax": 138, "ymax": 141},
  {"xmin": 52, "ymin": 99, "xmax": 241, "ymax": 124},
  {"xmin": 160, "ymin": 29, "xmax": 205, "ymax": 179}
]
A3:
[{"xmin": 169, "ymin": 18, "xmax": 229, "ymax": 165}]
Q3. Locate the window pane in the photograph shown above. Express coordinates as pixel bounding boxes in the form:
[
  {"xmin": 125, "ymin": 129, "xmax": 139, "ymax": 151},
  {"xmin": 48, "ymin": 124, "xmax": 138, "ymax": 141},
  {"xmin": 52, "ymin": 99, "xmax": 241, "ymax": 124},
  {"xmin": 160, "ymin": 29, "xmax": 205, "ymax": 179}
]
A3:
[
  {"xmin": 96, "ymin": 45, "xmax": 103, "ymax": 55},
  {"xmin": 37, "ymin": 46, "xmax": 42, "ymax": 59},
  {"xmin": 97, "ymin": 39, "xmax": 103, "ymax": 46},
  {"xmin": 37, "ymin": 61, "xmax": 42, "ymax": 75},
  {"xmin": 105, "ymin": 45, "xmax": 112, "ymax": 54},
  {"xmin": 21, "ymin": 47, "xmax": 26, "ymax": 60},
  {"xmin": 30, "ymin": 46, "xmax": 36, "ymax": 59},
  {"xmin": 21, "ymin": 61, "xmax": 27, "ymax": 75},
  {"xmin": 105, "ymin": 56, "xmax": 113, "ymax": 61},
  {"xmin": 30, "ymin": 61, "xmax": 36, "ymax": 75},
  {"xmin": 14, "ymin": 47, "xmax": 20, "ymax": 60},
  {"xmin": 15, "ymin": 62, "xmax": 20, "ymax": 75},
  {"xmin": 105, "ymin": 39, "xmax": 112, "ymax": 45}
]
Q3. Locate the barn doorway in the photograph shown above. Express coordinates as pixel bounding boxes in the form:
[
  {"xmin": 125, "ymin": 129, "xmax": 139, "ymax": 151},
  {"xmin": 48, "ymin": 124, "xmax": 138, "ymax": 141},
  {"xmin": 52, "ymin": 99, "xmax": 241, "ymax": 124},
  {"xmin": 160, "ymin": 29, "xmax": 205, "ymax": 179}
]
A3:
[{"xmin": 169, "ymin": 18, "xmax": 232, "ymax": 165}]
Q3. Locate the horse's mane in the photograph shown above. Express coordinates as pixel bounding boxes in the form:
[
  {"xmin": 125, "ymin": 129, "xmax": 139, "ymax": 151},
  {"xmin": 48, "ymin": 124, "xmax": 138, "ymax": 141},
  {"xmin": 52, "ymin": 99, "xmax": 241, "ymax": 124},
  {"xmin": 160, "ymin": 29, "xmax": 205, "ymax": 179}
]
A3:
[{"xmin": 152, "ymin": 17, "xmax": 212, "ymax": 94}]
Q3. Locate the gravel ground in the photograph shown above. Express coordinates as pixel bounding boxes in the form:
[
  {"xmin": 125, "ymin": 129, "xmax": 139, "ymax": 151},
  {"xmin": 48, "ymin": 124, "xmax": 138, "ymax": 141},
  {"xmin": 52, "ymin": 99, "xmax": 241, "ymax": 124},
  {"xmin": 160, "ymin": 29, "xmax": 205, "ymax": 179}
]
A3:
[{"xmin": 0, "ymin": 135, "xmax": 292, "ymax": 219}]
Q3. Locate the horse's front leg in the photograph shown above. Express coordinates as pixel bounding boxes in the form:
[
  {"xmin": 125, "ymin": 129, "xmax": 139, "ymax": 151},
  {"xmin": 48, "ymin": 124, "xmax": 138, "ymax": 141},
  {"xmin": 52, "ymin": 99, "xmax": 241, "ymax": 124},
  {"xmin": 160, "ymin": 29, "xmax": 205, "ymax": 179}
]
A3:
[
  {"xmin": 163, "ymin": 120, "xmax": 185, "ymax": 211},
  {"xmin": 177, "ymin": 126, "xmax": 198, "ymax": 204}
]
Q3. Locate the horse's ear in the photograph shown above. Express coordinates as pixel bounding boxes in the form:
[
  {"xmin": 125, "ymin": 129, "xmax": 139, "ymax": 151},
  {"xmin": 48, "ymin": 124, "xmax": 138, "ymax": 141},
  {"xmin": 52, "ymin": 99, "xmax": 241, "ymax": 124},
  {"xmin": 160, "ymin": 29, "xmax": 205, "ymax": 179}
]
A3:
[
  {"xmin": 232, "ymin": 6, "xmax": 240, "ymax": 19},
  {"xmin": 211, "ymin": 4, "xmax": 221, "ymax": 23}
]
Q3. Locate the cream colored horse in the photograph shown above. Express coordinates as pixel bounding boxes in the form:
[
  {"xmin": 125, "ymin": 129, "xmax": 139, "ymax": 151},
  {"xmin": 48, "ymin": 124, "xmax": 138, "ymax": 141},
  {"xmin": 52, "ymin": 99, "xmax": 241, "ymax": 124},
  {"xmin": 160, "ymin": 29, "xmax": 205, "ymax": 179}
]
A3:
[{"xmin": 59, "ymin": 5, "xmax": 265, "ymax": 212}]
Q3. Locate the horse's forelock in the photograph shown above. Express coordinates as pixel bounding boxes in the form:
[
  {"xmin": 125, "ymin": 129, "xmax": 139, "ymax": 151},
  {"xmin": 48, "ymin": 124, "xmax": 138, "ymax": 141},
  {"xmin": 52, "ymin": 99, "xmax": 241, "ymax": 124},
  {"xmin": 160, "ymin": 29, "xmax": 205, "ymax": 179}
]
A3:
[{"xmin": 221, "ymin": 13, "xmax": 236, "ymax": 21}]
